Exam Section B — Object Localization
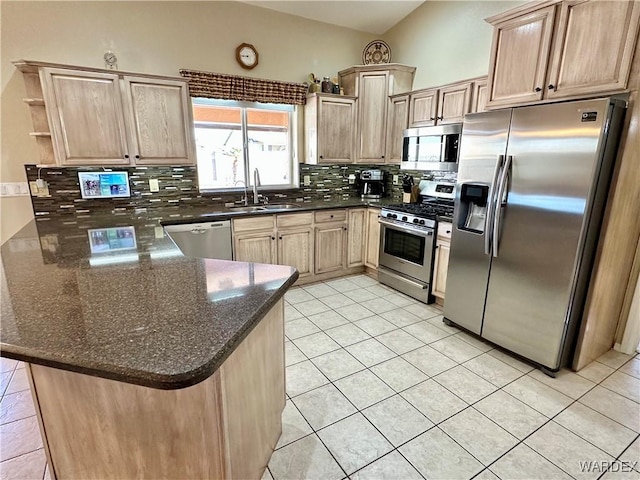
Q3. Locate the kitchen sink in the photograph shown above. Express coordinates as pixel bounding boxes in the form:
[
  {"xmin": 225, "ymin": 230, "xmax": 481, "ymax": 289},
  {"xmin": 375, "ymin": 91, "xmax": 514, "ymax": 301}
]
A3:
[
  {"xmin": 261, "ymin": 204, "xmax": 302, "ymax": 210},
  {"xmin": 228, "ymin": 203, "xmax": 302, "ymax": 212},
  {"xmin": 227, "ymin": 206, "xmax": 268, "ymax": 212}
]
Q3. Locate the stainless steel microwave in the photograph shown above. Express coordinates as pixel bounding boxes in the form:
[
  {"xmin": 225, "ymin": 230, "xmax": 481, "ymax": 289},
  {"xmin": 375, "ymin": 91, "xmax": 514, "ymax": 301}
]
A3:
[{"xmin": 401, "ymin": 124, "xmax": 462, "ymax": 171}]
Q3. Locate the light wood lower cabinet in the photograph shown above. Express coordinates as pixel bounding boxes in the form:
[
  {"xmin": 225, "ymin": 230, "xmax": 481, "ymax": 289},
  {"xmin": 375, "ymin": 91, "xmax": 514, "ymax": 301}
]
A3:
[
  {"xmin": 234, "ymin": 232, "xmax": 277, "ymax": 265},
  {"xmin": 432, "ymin": 222, "xmax": 452, "ymax": 300},
  {"xmin": 278, "ymin": 228, "xmax": 314, "ymax": 278},
  {"xmin": 315, "ymin": 222, "xmax": 347, "ymax": 274},
  {"xmin": 365, "ymin": 208, "xmax": 381, "ymax": 269},
  {"xmin": 29, "ymin": 300, "xmax": 285, "ymax": 480},
  {"xmin": 347, "ymin": 208, "xmax": 366, "ymax": 267}
]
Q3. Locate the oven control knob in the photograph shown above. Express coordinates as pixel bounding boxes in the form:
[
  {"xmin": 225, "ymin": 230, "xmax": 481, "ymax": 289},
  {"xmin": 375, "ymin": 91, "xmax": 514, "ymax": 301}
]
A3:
[
  {"xmin": 402, "ymin": 216, "xmax": 408, "ymax": 221},
  {"xmin": 388, "ymin": 213, "xmax": 397, "ymax": 219},
  {"xmin": 419, "ymin": 219, "xmax": 425, "ymax": 225},
  {"xmin": 413, "ymin": 219, "xmax": 419, "ymax": 224}
]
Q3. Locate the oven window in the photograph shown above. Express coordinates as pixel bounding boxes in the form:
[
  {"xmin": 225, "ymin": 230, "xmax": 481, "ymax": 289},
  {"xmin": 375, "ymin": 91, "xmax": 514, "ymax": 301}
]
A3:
[{"xmin": 384, "ymin": 228, "xmax": 425, "ymax": 264}]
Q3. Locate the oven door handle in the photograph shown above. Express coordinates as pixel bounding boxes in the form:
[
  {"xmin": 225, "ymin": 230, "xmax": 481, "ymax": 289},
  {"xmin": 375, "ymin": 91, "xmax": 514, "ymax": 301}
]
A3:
[{"xmin": 379, "ymin": 218, "xmax": 434, "ymax": 237}]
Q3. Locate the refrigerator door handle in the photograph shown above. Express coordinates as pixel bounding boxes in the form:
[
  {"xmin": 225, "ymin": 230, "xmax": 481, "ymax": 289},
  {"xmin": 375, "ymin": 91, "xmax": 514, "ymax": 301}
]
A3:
[
  {"xmin": 485, "ymin": 154, "xmax": 504, "ymax": 255},
  {"xmin": 492, "ymin": 155, "xmax": 513, "ymax": 257}
]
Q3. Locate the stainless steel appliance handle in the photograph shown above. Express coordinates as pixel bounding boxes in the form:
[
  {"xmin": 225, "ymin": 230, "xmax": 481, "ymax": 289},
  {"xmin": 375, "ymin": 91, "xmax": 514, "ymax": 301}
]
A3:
[
  {"xmin": 379, "ymin": 218, "xmax": 434, "ymax": 238},
  {"xmin": 378, "ymin": 267, "xmax": 428, "ymax": 290},
  {"xmin": 485, "ymin": 154, "xmax": 504, "ymax": 255},
  {"xmin": 492, "ymin": 155, "xmax": 512, "ymax": 258}
]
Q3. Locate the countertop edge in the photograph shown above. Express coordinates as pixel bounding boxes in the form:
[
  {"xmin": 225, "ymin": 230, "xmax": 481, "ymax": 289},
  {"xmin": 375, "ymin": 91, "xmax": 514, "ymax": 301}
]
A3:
[{"xmin": 1, "ymin": 268, "xmax": 299, "ymax": 390}]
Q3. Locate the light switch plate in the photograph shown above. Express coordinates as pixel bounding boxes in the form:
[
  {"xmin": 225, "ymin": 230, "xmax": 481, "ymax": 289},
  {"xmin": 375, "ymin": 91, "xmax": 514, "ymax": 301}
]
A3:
[
  {"xmin": 303, "ymin": 175, "xmax": 311, "ymax": 186},
  {"xmin": 149, "ymin": 179, "xmax": 160, "ymax": 192},
  {"xmin": 393, "ymin": 175, "xmax": 400, "ymax": 185}
]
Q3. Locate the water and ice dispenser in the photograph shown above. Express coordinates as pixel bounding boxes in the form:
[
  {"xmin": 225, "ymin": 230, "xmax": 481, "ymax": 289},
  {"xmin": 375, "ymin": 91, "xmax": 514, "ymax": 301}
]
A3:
[{"xmin": 457, "ymin": 184, "xmax": 489, "ymax": 233}]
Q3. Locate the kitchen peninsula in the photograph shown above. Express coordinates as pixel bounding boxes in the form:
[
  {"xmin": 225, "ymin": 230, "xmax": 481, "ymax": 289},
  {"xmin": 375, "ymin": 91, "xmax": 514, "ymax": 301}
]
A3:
[{"xmin": 0, "ymin": 213, "xmax": 298, "ymax": 479}]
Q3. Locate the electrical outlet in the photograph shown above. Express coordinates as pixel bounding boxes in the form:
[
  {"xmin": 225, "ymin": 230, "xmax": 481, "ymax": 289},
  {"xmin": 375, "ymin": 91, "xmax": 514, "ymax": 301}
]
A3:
[
  {"xmin": 393, "ymin": 175, "xmax": 400, "ymax": 185},
  {"xmin": 29, "ymin": 181, "xmax": 50, "ymax": 197},
  {"xmin": 149, "ymin": 179, "xmax": 160, "ymax": 192},
  {"xmin": 154, "ymin": 226, "xmax": 165, "ymax": 239},
  {"xmin": 303, "ymin": 175, "xmax": 311, "ymax": 186}
]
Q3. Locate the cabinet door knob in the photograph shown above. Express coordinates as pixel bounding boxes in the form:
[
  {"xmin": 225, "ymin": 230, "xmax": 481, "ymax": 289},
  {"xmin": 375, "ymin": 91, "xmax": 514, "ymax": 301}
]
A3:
[
  {"xmin": 430, "ymin": 117, "xmax": 435, "ymax": 121},
  {"xmin": 330, "ymin": 214, "xmax": 334, "ymax": 218},
  {"xmin": 381, "ymin": 155, "xmax": 385, "ymax": 159},
  {"xmin": 271, "ymin": 236, "xmax": 275, "ymax": 240},
  {"xmin": 279, "ymin": 236, "xmax": 283, "ymax": 240},
  {"xmin": 548, "ymin": 84, "xmax": 556, "ymax": 90},
  {"xmin": 124, "ymin": 154, "xmax": 129, "ymax": 159},
  {"xmin": 135, "ymin": 155, "xmax": 140, "ymax": 159},
  {"xmin": 319, "ymin": 155, "xmax": 324, "ymax": 159},
  {"xmin": 446, "ymin": 230, "xmax": 451, "ymax": 234},
  {"xmin": 343, "ymin": 226, "xmax": 347, "ymax": 231},
  {"xmin": 535, "ymin": 87, "xmax": 542, "ymax": 92},
  {"xmin": 437, "ymin": 116, "xmax": 444, "ymax": 121}
]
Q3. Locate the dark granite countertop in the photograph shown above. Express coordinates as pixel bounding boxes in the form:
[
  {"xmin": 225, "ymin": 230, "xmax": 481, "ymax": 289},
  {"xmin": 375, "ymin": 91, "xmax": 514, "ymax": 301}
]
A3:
[{"xmin": 0, "ymin": 215, "xmax": 298, "ymax": 390}]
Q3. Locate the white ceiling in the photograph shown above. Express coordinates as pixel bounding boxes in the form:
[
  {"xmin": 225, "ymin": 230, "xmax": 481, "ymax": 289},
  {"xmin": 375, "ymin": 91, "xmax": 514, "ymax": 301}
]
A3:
[{"xmin": 241, "ymin": 1, "xmax": 426, "ymax": 34}]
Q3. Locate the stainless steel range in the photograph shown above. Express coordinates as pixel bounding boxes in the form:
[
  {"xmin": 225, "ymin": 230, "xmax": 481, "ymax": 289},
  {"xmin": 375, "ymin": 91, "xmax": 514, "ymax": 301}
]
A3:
[{"xmin": 378, "ymin": 181, "xmax": 455, "ymax": 304}]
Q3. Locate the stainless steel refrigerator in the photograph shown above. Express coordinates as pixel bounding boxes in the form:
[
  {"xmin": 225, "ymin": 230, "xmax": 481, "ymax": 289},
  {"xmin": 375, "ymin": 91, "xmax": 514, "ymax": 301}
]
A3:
[{"xmin": 443, "ymin": 97, "xmax": 626, "ymax": 374}]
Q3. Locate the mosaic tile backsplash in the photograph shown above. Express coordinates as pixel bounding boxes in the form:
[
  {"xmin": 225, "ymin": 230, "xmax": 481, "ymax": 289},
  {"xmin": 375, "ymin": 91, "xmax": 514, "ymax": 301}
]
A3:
[{"xmin": 25, "ymin": 164, "xmax": 456, "ymax": 217}]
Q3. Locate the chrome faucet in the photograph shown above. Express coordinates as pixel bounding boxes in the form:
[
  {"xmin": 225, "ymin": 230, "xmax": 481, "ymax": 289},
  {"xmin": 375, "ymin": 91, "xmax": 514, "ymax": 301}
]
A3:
[
  {"xmin": 234, "ymin": 180, "xmax": 248, "ymax": 206},
  {"xmin": 253, "ymin": 168, "xmax": 261, "ymax": 204}
]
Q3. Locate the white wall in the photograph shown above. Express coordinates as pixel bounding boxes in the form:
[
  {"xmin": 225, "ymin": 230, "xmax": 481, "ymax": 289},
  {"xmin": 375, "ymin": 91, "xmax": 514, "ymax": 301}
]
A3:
[
  {"xmin": 0, "ymin": 0, "xmax": 374, "ymax": 243},
  {"xmin": 384, "ymin": 1, "xmax": 524, "ymax": 88}
]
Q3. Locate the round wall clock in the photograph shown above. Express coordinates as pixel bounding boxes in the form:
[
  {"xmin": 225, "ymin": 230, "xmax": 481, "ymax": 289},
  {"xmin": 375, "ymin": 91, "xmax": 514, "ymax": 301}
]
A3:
[
  {"xmin": 235, "ymin": 43, "xmax": 259, "ymax": 70},
  {"xmin": 362, "ymin": 40, "xmax": 391, "ymax": 65}
]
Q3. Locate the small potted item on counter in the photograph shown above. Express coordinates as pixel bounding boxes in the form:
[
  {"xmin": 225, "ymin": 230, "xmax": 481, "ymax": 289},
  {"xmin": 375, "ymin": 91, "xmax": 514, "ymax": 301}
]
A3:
[{"xmin": 321, "ymin": 76, "xmax": 332, "ymax": 93}]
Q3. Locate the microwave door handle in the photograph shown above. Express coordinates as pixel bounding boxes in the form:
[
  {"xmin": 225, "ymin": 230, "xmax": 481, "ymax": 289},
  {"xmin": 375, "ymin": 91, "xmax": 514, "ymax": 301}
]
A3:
[
  {"xmin": 484, "ymin": 155, "xmax": 504, "ymax": 255},
  {"xmin": 492, "ymin": 155, "xmax": 512, "ymax": 258}
]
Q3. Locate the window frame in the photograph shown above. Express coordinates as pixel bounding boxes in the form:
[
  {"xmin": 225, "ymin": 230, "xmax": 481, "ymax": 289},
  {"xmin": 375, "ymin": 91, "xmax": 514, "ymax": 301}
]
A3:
[{"xmin": 192, "ymin": 98, "xmax": 298, "ymax": 193}]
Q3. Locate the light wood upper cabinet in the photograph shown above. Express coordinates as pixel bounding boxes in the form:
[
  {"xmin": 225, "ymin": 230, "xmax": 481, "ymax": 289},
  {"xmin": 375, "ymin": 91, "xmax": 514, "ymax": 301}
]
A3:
[
  {"xmin": 304, "ymin": 94, "xmax": 355, "ymax": 164},
  {"xmin": 385, "ymin": 95, "xmax": 409, "ymax": 164},
  {"xmin": 365, "ymin": 208, "xmax": 381, "ymax": 269},
  {"xmin": 347, "ymin": 209, "xmax": 366, "ymax": 268},
  {"xmin": 357, "ymin": 72, "xmax": 389, "ymax": 163},
  {"xmin": 278, "ymin": 228, "xmax": 314, "ymax": 278},
  {"xmin": 486, "ymin": 5, "xmax": 556, "ymax": 107},
  {"xmin": 486, "ymin": 0, "xmax": 640, "ymax": 108},
  {"xmin": 437, "ymin": 82, "xmax": 472, "ymax": 124},
  {"xmin": 546, "ymin": 0, "xmax": 640, "ymax": 99},
  {"xmin": 408, "ymin": 89, "xmax": 438, "ymax": 127},
  {"xmin": 471, "ymin": 78, "xmax": 489, "ymax": 113},
  {"xmin": 315, "ymin": 223, "xmax": 346, "ymax": 274},
  {"xmin": 122, "ymin": 76, "xmax": 195, "ymax": 165},
  {"xmin": 19, "ymin": 61, "xmax": 196, "ymax": 166},
  {"xmin": 40, "ymin": 68, "xmax": 130, "ymax": 166}
]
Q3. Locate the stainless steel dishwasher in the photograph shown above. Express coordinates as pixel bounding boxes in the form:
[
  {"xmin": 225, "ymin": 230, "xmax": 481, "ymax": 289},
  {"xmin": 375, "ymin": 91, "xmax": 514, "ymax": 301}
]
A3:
[{"xmin": 163, "ymin": 220, "xmax": 233, "ymax": 260}]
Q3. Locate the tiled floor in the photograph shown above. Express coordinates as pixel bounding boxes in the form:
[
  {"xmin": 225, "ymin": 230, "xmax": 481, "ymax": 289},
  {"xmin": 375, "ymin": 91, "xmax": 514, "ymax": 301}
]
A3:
[
  {"xmin": 1, "ymin": 274, "xmax": 638, "ymax": 480},
  {"xmin": 272, "ymin": 274, "xmax": 640, "ymax": 480}
]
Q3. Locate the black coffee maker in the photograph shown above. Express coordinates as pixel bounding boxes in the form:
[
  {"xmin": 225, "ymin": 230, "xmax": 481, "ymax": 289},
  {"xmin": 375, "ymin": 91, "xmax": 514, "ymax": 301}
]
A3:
[{"xmin": 358, "ymin": 170, "xmax": 386, "ymax": 199}]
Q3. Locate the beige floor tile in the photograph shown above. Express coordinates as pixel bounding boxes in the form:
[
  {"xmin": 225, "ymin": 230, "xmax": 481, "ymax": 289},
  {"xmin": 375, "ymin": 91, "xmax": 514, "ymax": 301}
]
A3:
[
  {"xmin": 487, "ymin": 349, "xmax": 534, "ymax": 373},
  {"xmin": 268, "ymin": 434, "xmax": 344, "ymax": 480},
  {"xmin": 284, "ymin": 304, "xmax": 304, "ymax": 322},
  {"xmin": 433, "ymin": 366, "xmax": 497, "ymax": 404},
  {"xmin": 440, "ymin": 407, "xmax": 518, "ymax": 465},
  {"xmin": 261, "ymin": 466, "xmax": 273, "ymax": 480},
  {"xmin": 370, "ymin": 357, "xmax": 428, "ymax": 392},
  {"xmin": 577, "ymin": 360, "xmax": 615, "ymax": 384},
  {"xmin": 317, "ymin": 293, "xmax": 355, "ymax": 309},
  {"xmin": 324, "ymin": 323, "xmax": 371, "ymax": 347},
  {"xmin": 0, "ymin": 359, "xmax": 18, "ymax": 374},
  {"xmin": 285, "ymin": 318, "xmax": 320, "ymax": 340},
  {"xmin": 306, "ymin": 310, "xmax": 349, "ymax": 330},
  {"xmin": 601, "ymin": 371, "xmax": 640, "ymax": 403},
  {"xmin": 311, "ymin": 349, "xmax": 365, "ymax": 381},
  {"xmin": 0, "ymin": 372, "xmax": 11, "ymax": 397},
  {"xmin": 597, "ymin": 350, "xmax": 633, "ymax": 369},
  {"xmin": 275, "ymin": 401, "xmax": 313, "ymax": 449},
  {"xmin": 334, "ymin": 370, "xmax": 394, "ymax": 410},
  {"xmin": 402, "ymin": 302, "xmax": 441, "ymax": 320},
  {"xmin": 402, "ymin": 345, "xmax": 457, "ymax": 377},
  {"xmin": 350, "ymin": 451, "xmax": 423, "ymax": 480},
  {"xmin": 295, "ymin": 299, "xmax": 332, "ymax": 317},
  {"xmin": 503, "ymin": 375, "xmax": 573, "ymax": 417},
  {"xmin": 619, "ymin": 437, "xmax": 640, "ymax": 470},
  {"xmin": 619, "ymin": 358, "xmax": 640, "ymax": 380},
  {"xmin": 489, "ymin": 443, "xmax": 573, "ymax": 480},
  {"xmin": 362, "ymin": 395, "xmax": 433, "ymax": 447},
  {"xmin": 427, "ymin": 315, "xmax": 461, "ymax": 335},
  {"xmin": 317, "ymin": 413, "xmax": 393, "ymax": 475},
  {"xmin": 286, "ymin": 360, "xmax": 329, "ymax": 397},
  {"xmin": 0, "ymin": 448, "xmax": 46, "ymax": 480},
  {"xmin": 555, "ymin": 402, "xmax": 637, "ymax": 458},
  {"xmin": 0, "ymin": 416, "xmax": 43, "ymax": 462},
  {"xmin": 293, "ymin": 384, "xmax": 356, "ymax": 430},
  {"xmin": 399, "ymin": 428, "xmax": 483, "ymax": 480},
  {"xmin": 384, "ymin": 292, "xmax": 416, "ymax": 308},
  {"xmin": 600, "ymin": 468, "xmax": 640, "ymax": 480},
  {"xmin": 354, "ymin": 316, "xmax": 397, "ymax": 336},
  {"xmin": 303, "ymin": 283, "xmax": 339, "ymax": 299},
  {"xmin": 0, "ymin": 391, "xmax": 36, "ymax": 425},
  {"xmin": 292, "ymin": 332, "xmax": 340, "ymax": 358},
  {"xmin": 401, "ymin": 379, "xmax": 467, "ymax": 424},
  {"xmin": 430, "ymin": 335, "xmax": 484, "ymax": 363},
  {"xmin": 348, "ymin": 275, "xmax": 378, "ymax": 288},
  {"xmin": 402, "ymin": 321, "xmax": 450, "ymax": 345},
  {"xmin": 528, "ymin": 368, "xmax": 596, "ymax": 400},
  {"xmin": 454, "ymin": 331, "xmax": 493, "ymax": 352},
  {"xmin": 475, "ymin": 390, "xmax": 548, "ymax": 440},
  {"xmin": 580, "ymin": 386, "xmax": 640, "ymax": 433},
  {"xmin": 285, "ymin": 341, "xmax": 306, "ymax": 367},
  {"xmin": 379, "ymin": 309, "xmax": 421, "ymax": 328},
  {"xmin": 375, "ymin": 329, "xmax": 424, "ymax": 355},
  {"xmin": 464, "ymin": 353, "xmax": 523, "ymax": 387},
  {"xmin": 525, "ymin": 421, "xmax": 613, "ymax": 480},
  {"xmin": 360, "ymin": 297, "xmax": 398, "ymax": 315},
  {"xmin": 346, "ymin": 338, "xmax": 396, "ymax": 367},
  {"xmin": 364, "ymin": 285, "xmax": 391, "ymax": 297},
  {"xmin": 324, "ymin": 277, "xmax": 360, "ymax": 292},
  {"xmin": 343, "ymin": 289, "xmax": 378, "ymax": 303},
  {"xmin": 474, "ymin": 469, "xmax": 501, "ymax": 480},
  {"xmin": 335, "ymin": 304, "xmax": 375, "ymax": 322},
  {"xmin": 285, "ymin": 289, "xmax": 315, "ymax": 304}
]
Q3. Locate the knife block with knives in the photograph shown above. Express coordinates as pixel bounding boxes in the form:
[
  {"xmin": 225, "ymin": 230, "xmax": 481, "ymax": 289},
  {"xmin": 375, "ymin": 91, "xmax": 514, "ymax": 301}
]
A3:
[{"xmin": 402, "ymin": 175, "xmax": 419, "ymax": 203}]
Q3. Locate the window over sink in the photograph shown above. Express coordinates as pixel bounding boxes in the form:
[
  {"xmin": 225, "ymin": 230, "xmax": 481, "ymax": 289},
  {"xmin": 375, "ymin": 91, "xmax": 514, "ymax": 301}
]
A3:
[{"xmin": 192, "ymin": 98, "xmax": 297, "ymax": 191}]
